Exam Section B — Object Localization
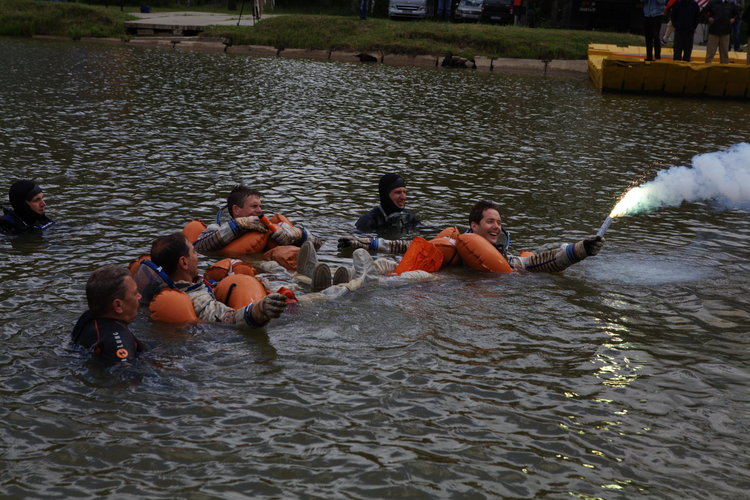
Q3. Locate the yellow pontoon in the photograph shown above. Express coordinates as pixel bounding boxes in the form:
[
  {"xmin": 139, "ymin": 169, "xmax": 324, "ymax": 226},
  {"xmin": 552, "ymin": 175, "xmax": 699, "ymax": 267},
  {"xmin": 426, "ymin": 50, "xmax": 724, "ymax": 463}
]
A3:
[{"xmin": 588, "ymin": 43, "xmax": 750, "ymax": 98}]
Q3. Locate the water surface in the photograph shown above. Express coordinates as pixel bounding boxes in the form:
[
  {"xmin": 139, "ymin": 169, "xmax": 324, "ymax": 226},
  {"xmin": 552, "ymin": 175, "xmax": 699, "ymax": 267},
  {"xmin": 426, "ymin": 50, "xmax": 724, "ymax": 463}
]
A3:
[{"xmin": 1, "ymin": 38, "xmax": 749, "ymax": 499}]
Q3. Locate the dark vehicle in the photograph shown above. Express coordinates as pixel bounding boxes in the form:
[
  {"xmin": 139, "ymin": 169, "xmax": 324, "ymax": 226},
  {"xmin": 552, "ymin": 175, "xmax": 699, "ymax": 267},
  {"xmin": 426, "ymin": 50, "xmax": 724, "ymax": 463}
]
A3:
[
  {"xmin": 454, "ymin": 0, "xmax": 483, "ymax": 22},
  {"xmin": 479, "ymin": 0, "xmax": 514, "ymax": 24}
]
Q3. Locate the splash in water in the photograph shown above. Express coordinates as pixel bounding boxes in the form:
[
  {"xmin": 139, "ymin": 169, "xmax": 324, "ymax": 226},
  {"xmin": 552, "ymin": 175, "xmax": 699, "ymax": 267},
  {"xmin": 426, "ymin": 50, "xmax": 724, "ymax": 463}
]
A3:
[{"xmin": 609, "ymin": 143, "xmax": 750, "ymax": 218}]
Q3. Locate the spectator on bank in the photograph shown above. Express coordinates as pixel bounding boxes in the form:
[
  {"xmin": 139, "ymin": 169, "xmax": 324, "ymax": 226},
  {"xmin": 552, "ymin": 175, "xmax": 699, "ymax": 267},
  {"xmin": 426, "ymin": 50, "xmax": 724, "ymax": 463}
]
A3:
[
  {"xmin": 437, "ymin": 0, "xmax": 451, "ymax": 19},
  {"xmin": 703, "ymin": 0, "xmax": 739, "ymax": 63},
  {"xmin": 730, "ymin": 0, "xmax": 743, "ymax": 50},
  {"xmin": 667, "ymin": 0, "xmax": 702, "ymax": 60},
  {"xmin": 643, "ymin": 0, "xmax": 668, "ymax": 61}
]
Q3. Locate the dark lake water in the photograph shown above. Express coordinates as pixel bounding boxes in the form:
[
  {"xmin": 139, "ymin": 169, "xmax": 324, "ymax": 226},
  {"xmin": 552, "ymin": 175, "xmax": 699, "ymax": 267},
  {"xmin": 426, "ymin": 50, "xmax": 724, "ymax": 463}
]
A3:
[{"xmin": 1, "ymin": 37, "xmax": 749, "ymax": 499}]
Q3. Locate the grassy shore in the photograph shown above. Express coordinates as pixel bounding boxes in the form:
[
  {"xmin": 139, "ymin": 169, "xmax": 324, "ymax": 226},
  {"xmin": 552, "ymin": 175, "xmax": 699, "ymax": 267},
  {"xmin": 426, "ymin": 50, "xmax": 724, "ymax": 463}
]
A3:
[
  {"xmin": 203, "ymin": 16, "xmax": 642, "ymax": 60},
  {"xmin": 0, "ymin": 0, "xmax": 132, "ymax": 38},
  {"xmin": 0, "ymin": 0, "xmax": 642, "ymax": 60}
]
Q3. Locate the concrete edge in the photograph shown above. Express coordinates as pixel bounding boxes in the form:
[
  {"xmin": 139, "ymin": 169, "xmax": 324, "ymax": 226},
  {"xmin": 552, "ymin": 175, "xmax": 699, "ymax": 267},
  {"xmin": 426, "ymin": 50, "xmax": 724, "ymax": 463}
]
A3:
[{"xmin": 30, "ymin": 35, "xmax": 588, "ymax": 76}]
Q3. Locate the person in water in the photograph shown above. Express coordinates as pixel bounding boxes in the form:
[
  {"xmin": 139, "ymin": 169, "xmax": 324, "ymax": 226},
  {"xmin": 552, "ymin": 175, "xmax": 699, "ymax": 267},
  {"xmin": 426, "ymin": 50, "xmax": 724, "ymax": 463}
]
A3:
[
  {"xmin": 0, "ymin": 180, "xmax": 54, "ymax": 234},
  {"xmin": 71, "ymin": 265, "xmax": 145, "ymax": 366},
  {"xmin": 148, "ymin": 232, "xmax": 287, "ymax": 328},
  {"xmin": 193, "ymin": 185, "xmax": 321, "ymax": 253},
  {"xmin": 354, "ymin": 173, "xmax": 421, "ymax": 235},
  {"xmin": 466, "ymin": 200, "xmax": 603, "ymax": 272},
  {"xmin": 337, "ymin": 199, "xmax": 603, "ymax": 272}
]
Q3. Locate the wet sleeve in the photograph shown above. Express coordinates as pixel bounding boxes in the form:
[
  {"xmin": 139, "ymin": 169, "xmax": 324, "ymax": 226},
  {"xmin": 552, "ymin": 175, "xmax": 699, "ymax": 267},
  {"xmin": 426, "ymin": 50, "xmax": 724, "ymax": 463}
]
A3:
[
  {"xmin": 186, "ymin": 284, "xmax": 258, "ymax": 328},
  {"xmin": 507, "ymin": 241, "xmax": 589, "ymax": 273},
  {"xmin": 193, "ymin": 221, "xmax": 241, "ymax": 253}
]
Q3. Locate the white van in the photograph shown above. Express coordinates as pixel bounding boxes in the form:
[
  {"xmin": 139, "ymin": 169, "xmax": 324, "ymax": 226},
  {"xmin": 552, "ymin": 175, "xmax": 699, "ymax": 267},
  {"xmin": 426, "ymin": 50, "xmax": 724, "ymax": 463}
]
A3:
[{"xmin": 388, "ymin": 0, "xmax": 432, "ymax": 19}]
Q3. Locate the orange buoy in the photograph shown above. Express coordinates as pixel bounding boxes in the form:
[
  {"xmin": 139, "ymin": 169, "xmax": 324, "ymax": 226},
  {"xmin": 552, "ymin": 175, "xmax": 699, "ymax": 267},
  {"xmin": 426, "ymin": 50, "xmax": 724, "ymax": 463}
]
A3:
[
  {"xmin": 182, "ymin": 219, "xmax": 207, "ymax": 244},
  {"xmin": 128, "ymin": 254, "xmax": 151, "ymax": 277},
  {"xmin": 204, "ymin": 258, "xmax": 256, "ymax": 282},
  {"xmin": 429, "ymin": 226, "xmax": 461, "ymax": 267},
  {"xmin": 182, "ymin": 213, "xmax": 296, "ymax": 254},
  {"xmin": 393, "ymin": 237, "xmax": 444, "ymax": 275},
  {"xmin": 213, "ymin": 274, "xmax": 268, "ymax": 310},
  {"xmin": 262, "ymin": 245, "xmax": 300, "ymax": 271},
  {"xmin": 456, "ymin": 233, "xmax": 514, "ymax": 273},
  {"xmin": 149, "ymin": 288, "xmax": 200, "ymax": 323}
]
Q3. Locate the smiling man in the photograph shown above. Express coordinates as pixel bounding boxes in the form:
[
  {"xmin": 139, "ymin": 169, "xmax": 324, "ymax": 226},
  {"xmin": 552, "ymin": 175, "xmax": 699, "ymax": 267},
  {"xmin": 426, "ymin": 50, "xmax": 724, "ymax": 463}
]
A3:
[
  {"xmin": 0, "ymin": 180, "xmax": 55, "ymax": 234},
  {"xmin": 468, "ymin": 200, "xmax": 604, "ymax": 273}
]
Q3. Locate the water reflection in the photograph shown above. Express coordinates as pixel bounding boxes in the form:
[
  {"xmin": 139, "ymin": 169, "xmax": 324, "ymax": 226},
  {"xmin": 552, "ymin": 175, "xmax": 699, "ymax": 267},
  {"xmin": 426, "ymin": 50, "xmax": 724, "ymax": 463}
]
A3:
[{"xmin": 1, "ymin": 37, "xmax": 749, "ymax": 498}]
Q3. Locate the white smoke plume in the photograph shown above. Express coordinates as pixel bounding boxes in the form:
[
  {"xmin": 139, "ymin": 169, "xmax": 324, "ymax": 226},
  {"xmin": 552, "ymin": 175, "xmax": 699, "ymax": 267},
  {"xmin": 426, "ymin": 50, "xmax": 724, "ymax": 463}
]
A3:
[{"xmin": 610, "ymin": 143, "xmax": 750, "ymax": 218}]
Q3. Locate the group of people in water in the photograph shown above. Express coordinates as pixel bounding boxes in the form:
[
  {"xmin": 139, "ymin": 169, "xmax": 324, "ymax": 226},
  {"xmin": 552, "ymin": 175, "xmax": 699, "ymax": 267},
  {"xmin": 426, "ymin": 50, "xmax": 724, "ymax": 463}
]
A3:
[{"xmin": 2, "ymin": 174, "xmax": 604, "ymax": 369}]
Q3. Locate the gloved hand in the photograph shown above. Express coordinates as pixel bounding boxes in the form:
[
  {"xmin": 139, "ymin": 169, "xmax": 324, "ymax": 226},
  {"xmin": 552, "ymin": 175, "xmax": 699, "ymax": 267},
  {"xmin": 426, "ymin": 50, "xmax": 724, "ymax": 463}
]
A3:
[
  {"xmin": 337, "ymin": 236, "xmax": 372, "ymax": 251},
  {"xmin": 235, "ymin": 216, "xmax": 267, "ymax": 232},
  {"xmin": 308, "ymin": 235, "xmax": 324, "ymax": 251},
  {"xmin": 582, "ymin": 235, "xmax": 604, "ymax": 256},
  {"xmin": 271, "ymin": 222, "xmax": 303, "ymax": 245},
  {"xmin": 250, "ymin": 292, "xmax": 287, "ymax": 325}
]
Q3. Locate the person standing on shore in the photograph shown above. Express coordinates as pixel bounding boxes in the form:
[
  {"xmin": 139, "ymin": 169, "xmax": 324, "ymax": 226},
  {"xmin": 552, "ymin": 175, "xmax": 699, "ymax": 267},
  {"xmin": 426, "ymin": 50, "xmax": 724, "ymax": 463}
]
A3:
[
  {"xmin": 643, "ymin": 0, "xmax": 668, "ymax": 61},
  {"xmin": 667, "ymin": 0, "xmax": 702, "ymax": 60},
  {"xmin": 702, "ymin": 0, "xmax": 739, "ymax": 63}
]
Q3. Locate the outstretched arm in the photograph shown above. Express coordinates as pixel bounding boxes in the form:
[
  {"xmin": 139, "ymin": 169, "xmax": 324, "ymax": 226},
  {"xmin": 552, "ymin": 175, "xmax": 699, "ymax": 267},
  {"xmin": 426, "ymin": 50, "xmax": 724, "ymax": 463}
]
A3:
[
  {"xmin": 508, "ymin": 236, "xmax": 604, "ymax": 273},
  {"xmin": 338, "ymin": 236, "xmax": 411, "ymax": 255}
]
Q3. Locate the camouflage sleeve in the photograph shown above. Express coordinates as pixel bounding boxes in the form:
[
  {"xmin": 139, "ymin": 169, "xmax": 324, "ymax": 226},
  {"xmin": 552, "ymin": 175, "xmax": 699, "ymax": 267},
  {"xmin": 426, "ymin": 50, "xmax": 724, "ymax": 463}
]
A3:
[
  {"xmin": 369, "ymin": 238, "xmax": 411, "ymax": 254},
  {"xmin": 507, "ymin": 241, "xmax": 589, "ymax": 273},
  {"xmin": 185, "ymin": 282, "xmax": 260, "ymax": 328},
  {"xmin": 193, "ymin": 221, "xmax": 241, "ymax": 253}
]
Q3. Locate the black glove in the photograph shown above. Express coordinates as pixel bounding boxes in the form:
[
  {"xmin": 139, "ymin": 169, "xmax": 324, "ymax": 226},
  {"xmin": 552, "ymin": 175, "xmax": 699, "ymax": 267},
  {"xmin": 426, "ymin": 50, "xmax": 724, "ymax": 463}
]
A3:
[{"xmin": 582, "ymin": 235, "xmax": 604, "ymax": 256}]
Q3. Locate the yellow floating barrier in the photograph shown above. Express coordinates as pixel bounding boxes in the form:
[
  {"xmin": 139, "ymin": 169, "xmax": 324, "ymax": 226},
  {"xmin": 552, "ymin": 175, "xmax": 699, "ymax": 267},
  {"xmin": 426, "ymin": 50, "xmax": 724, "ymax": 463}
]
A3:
[{"xmin": 588, "ymin": 43, "xmax": 749, "ymax": 98}]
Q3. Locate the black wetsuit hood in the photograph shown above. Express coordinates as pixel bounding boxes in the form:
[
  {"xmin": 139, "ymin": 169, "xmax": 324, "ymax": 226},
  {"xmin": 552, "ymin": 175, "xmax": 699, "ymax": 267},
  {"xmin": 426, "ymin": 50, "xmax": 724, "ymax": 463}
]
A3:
[
  {"xmin": 6, "ymin": 180, "xmax": 51, "ymax": 228},
  {"xmin": 378, "ymin": 173, "xmax": 406, "ymax": 216}
]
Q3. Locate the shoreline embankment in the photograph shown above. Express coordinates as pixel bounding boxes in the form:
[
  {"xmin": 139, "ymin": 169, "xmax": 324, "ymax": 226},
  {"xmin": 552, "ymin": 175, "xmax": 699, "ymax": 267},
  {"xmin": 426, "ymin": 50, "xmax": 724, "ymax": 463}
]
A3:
[{"xmin": 30, "ymin": 34, "xmax": 589, "ymax": 77}]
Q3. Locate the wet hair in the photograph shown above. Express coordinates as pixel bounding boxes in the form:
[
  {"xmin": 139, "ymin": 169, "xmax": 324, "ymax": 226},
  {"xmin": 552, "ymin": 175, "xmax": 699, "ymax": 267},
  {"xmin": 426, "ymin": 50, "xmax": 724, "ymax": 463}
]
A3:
[
  {"xmin": 469, "ymin": 200, "xmax": 502, "ymax": 225},
  {"xmin": 86, "ymin": 265, "xmax": 130, "ymax": 317},
  {"xmin": 150, "ymin": 232, "xmax": 190, "ymax": 276},
  {"xmin": 227, "ymin": 185, "xmax": 261, "ymax": 216}
]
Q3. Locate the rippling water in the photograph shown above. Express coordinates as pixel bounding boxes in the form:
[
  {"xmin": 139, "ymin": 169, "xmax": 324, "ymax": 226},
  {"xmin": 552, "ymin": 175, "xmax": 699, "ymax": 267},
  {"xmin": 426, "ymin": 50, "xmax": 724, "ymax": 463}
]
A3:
[{"xmin": 1, "ymin": 37, "xmax": 749, "ymax": 499}]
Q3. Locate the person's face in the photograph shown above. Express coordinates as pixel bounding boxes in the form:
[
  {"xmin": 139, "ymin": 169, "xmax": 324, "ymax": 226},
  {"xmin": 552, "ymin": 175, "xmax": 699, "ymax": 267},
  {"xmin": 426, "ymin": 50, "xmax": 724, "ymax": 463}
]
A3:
[
  {"xmin": 26, "ymin": 192, "xmax": 46, "ymax": 215},
  {"xmin": 233, "ymin": 195, "xmax": 263, "ymax": 218},
  {"xmin": 185, "ymin": 239, "xmax": 200, "ymax": 280},
  {"xmin": 471, "ymin": 208, "xmax": 502, "ymax": 244},
  {"xmin": 389, "ymin": 187, "xmax": 407, "ymax": 210},
  {"xmin": 114, "ymin": 276, "xmax": 141, "ymax": 323}
]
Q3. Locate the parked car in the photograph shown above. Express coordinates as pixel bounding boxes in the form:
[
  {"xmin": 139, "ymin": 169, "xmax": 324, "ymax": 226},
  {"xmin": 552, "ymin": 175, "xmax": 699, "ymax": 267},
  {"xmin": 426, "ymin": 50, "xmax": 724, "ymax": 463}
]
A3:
[
  {"xmin": 454, "ymin": 0, "xmax": 483, "ymax": 22},
  {"xmin": 479, "ymin": 0, "xmax": 514, "ymax": 24},
  {"xmin": 388, "ymin": 0, "xmax": 432, "ymax": 19}
]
